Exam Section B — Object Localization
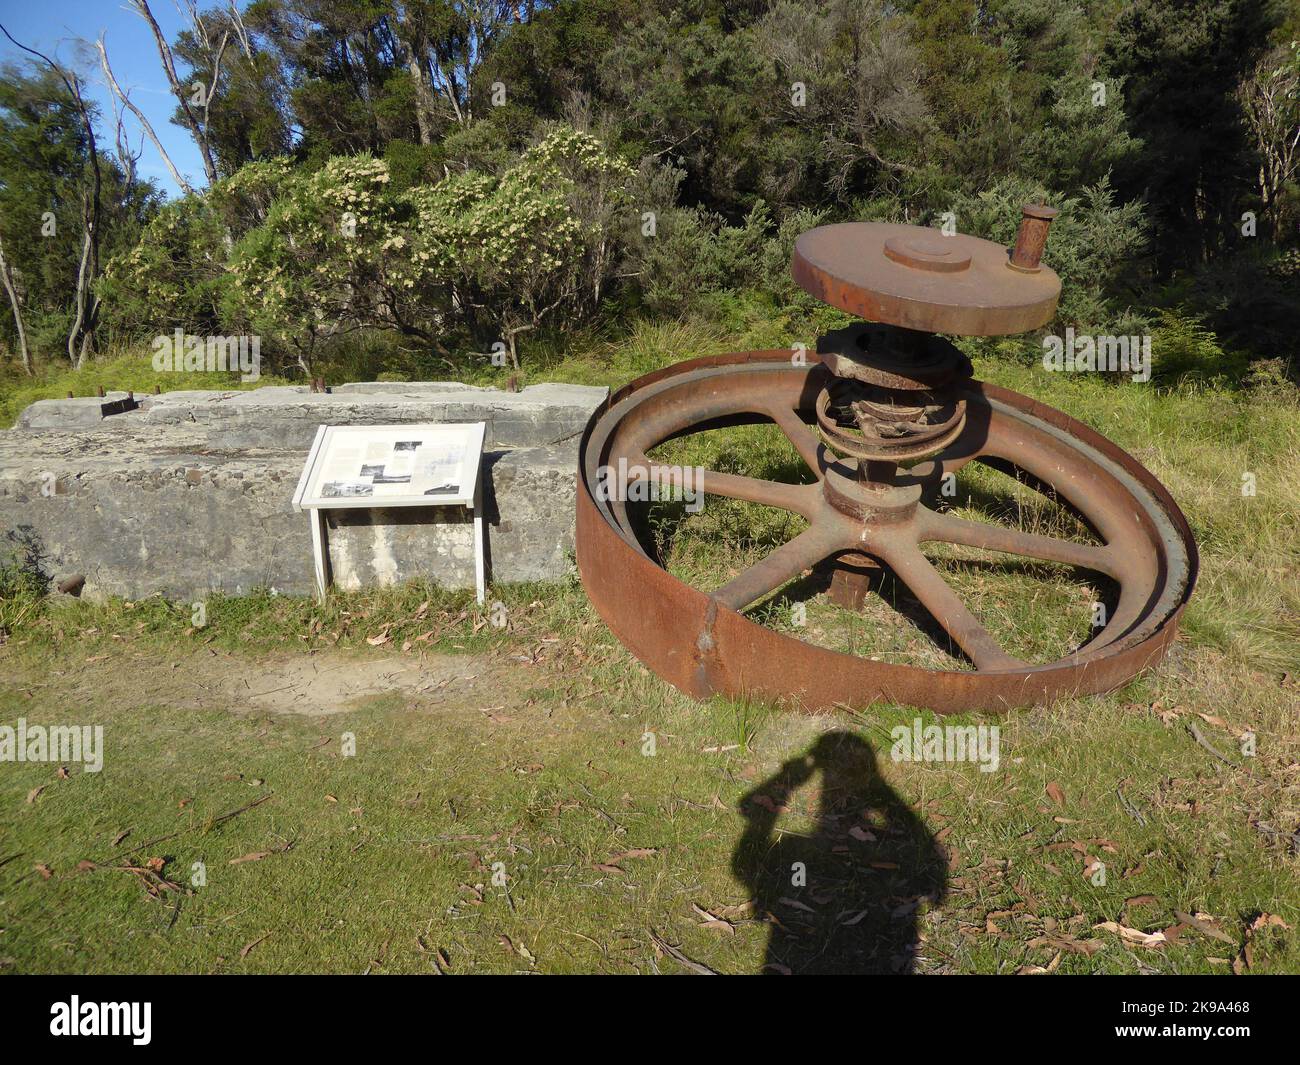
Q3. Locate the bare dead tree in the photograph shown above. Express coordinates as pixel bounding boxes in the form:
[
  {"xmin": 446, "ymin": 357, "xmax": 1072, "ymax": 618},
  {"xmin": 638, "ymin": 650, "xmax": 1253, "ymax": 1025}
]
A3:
[
  {"xmin": 175, "ymin": 0, "xmax": 231, "ymax": 162},
  {"xmin": 0, "ymin": 231, "xmax": 33, "ymax": 376},
  {"xmin": 1239, "ymin": 44, "xmax": 1300, "ymax": 240},
  {"xmin": 0, "ymin": 25, "xmax": 103, "ymax": 367},
  {"xmin": 96, "ymin": 37, "xmax": 196, "ymax": 197},
  {"xmin": 128, "ymin": 0, "xmax": 225, "ymax": 186},
  {"xmin": 226, "ymin": 0, "xmax": 254, "ymax": 61},
  {"xmin": 106, "ymin": 74, "xmax": 144, "ymax": 198}
]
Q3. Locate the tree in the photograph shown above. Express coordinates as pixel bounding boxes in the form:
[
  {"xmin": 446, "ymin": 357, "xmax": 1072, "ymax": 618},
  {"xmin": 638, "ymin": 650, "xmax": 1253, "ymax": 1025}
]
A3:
[
  {"xmin": 0, "ymin": 31, "xmax": 104, "ymax": 366},
  {"xmin": 436, "ymin": 125, "xmax": 637, "ymax": 366},
  {"xmin": 752, "ymin": 1, "xmax": 928, "ymax": 205},
  {"xmin": 130, "ymin": 0, "xmax": 225, "ymax": 187},
  {"xmin": 1107, "ymin": 0, "xmax": 1277, "ymax": 274},
  {"xmin": 0, "ymin": 230, "xmax": 31, "ymax": 374},
  {"xmin": 1239, "ymin": 42, "xmax": 1300, "ymax": 240},
  {"xmin": 97, "ymin": 195, "xmax": 231, "ymax": 341},
  {"xmin": 97, "ymin": 37, "xmax": 197, "ymax": 197},
  {"xmin": 228, "ymin": 154, "xmax": 404, "ymax": 371},
  {"xmin": 391, "ymin": 1, "xmax": 535, "ymax": 132}
]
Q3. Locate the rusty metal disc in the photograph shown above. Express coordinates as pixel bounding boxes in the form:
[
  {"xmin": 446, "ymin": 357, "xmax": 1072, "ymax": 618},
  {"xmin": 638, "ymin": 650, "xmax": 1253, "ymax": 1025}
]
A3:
[
  {"xmin": 817, "ymin": 323, "xmax": 971, "ymax": 390},
  {"xmin": 576, "ymin": 350, "xmax": 1196, "ymax": 714},
  {"xmin": 792, "ymin": 223, "xmax": 1061, "ymax": 335}
]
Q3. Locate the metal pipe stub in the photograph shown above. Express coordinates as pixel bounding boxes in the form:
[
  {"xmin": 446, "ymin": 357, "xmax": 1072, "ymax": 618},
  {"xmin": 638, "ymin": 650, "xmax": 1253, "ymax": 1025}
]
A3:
[{"xmin": 1009, "ymin": 204, "xmax": 1059, "ymax": 273}]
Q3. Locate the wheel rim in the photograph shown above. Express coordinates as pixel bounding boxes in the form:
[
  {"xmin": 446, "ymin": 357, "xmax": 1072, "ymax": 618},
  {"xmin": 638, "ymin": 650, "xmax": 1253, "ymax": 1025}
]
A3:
[{"xmin": 577, "ymin": 350, "xmax": 1197, "ymax": 714}]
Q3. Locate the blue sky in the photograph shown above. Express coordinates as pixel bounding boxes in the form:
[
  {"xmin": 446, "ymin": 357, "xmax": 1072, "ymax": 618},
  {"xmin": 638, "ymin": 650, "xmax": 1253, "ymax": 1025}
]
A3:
[{"xmin": 0, "ymin": 0, "xmax": 230, "ymax": 197}]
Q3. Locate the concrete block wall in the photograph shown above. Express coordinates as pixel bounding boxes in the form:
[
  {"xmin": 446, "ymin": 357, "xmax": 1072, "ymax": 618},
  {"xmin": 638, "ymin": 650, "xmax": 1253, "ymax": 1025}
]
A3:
[{"xmin": 0, "ymin": 382, "xmax": 606, "ymax": 601}]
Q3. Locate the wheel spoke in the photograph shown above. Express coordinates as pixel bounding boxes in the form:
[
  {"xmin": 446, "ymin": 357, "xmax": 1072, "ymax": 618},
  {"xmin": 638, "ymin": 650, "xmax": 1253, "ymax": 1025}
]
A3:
[
  {"xmin": 641, "ymin": 463, "xmax": 817, "ymax": 518},
  {"xmin": 768, "ymin": 406, "xmax": 825, "ymax": 474},
  {"xmin": 712, "ymin": 525, "xmax": 843, "ymax": 611},
  {"xmin": 916, "ymin": 508, "xmax": 1117, "ymax": 577},
  {"xmin": 874, "ymin": 543, "xmax": 1024, "ymax": 671}
]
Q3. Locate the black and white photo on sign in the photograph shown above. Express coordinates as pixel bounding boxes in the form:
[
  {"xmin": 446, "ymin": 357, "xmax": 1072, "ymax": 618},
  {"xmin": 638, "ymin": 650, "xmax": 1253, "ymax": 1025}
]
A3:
[{"xmin": 304, "ymin": 429, "xmax": 474, "ymax": 502}]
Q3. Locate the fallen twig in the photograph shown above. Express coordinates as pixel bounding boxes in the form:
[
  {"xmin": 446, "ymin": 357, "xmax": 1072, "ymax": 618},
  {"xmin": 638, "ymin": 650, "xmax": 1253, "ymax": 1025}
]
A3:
[
  {"xmin": 106, "ymin": 793, "xmax": 273, "ymax": 863},
  {"xmin": 648, "ymin": 929, "xmax": 717, "ymax": 975},
  {"xmin": 239, "ymin": 931, "xmax": 271, "ymax": 959},
  {"xmin": 206, "ymin": 791, "xmax": 274, "ymax": 830},
  {"xmin": 1186, "ymin": 722, "xmax": 1237, "ymax": 767},
  {"xmin": 1116, "ymin": 786, "xmax": 1147, "ymax": 826}
]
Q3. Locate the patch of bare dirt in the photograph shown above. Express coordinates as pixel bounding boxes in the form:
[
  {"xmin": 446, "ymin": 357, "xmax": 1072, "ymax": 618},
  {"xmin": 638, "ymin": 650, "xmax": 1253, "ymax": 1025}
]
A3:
[
  {"xmin": 218, "ymin": 653, "xmax": 486, "ymax": 716},
  {"xmin": 6, "ymin": 645, "xmax": 503, "ymax": 719}
]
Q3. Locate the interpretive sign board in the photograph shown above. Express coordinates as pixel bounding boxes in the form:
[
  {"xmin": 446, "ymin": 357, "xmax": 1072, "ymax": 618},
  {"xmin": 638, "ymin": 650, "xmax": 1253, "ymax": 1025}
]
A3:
[{"xmin": 292, "ymin": 422, "xmax": 487, "ymax": 603}]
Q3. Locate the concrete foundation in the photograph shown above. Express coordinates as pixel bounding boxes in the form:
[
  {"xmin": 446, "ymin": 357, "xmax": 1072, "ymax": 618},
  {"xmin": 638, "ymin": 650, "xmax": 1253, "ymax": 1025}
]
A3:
[{"xmin": 0, "ymin": 381, "xmax": 605, "ymax": 601}]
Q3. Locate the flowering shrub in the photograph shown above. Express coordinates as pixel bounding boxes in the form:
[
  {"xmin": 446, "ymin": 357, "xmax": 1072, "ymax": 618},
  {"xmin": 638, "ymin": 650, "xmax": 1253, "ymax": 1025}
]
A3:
[
  {"xmin": 228, "ymin": 156, "xmax": 401, "ymax": 367},
  {"xmin": 389, "ymin": 127, "xmax": 636, "ymax": 367},
  {"xmin": 231, "ymin": 128, "xmax": 634, "ymax": 370},
  {"xmin": 99, "ymin": 127, "xmax": 635, "ymax": 373},
  {"xmin": 97, "ymin": 198, "xmax": 229, "ymax": 337}
]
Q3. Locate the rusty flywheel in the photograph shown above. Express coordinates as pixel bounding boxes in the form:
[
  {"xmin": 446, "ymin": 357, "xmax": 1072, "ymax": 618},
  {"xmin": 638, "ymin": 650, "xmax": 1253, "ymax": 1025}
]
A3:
[{"xmin": 576, "ymin": 208, "xmax": 1197, "ymax": 713}]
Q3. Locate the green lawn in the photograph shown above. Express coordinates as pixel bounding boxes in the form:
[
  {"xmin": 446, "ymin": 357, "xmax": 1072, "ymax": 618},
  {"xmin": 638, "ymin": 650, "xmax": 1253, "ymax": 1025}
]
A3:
[{"xmin": 1, "ymin": 316, "xmax": 1298, "ymax": 974}]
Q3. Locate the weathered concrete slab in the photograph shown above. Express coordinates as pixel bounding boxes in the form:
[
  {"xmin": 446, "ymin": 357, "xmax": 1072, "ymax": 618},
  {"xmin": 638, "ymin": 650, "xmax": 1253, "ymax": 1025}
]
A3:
[
  {"xmin": 17, "ymin": 392, "xmax": 138, "ymax": 429},
  {"xmin": 17, "ymin": 381, "xmax": 604, "ymax": 451},
  {"xmin": 0, "ymin": 381, "xmax": 605, "ymax": 601},
  {"xmin": 331, "ymin": 381, "xmax": 481, "ymax": 394}
]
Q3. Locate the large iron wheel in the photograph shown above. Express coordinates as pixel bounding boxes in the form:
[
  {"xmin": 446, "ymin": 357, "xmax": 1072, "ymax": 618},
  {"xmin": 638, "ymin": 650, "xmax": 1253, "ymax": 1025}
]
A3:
[{"xmin": 577, "ymin": 351, "xmax": 1197, "ymax": 714}]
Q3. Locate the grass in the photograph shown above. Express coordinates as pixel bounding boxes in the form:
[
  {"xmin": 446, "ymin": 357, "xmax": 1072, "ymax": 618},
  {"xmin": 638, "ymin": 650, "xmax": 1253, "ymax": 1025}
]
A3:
[
  {"xmin": 1, "ymin": 307, "xmax": 1298, "ymax": 974},
  {"xmin": 0, "ymin": 350, "xmax": 294, "ymax": 429}
]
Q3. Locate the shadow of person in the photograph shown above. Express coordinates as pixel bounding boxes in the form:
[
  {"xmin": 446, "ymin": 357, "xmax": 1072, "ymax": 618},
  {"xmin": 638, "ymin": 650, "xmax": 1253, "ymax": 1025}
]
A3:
[{"xmin": 732, "ymin": 730, "xmax": 947, "ymax": 974}]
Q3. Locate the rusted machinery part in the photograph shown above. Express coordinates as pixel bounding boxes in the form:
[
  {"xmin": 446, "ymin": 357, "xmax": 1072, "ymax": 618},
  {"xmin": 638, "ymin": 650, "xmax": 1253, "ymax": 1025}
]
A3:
[
  {"xmin": 814, "ymin": 375, "xmax": 967, "ymax": 463},
  {"xmin": 817, "ymin": 322, "xmax": 972, "ymax": 391},
  {"xmin": 792, "ymin": 223, "xmax": 1061, "ymax": 335},
  {"xmin": 814, "ymin": 323, "xmax": 970, "ymax": 464},
  {"xmin": 575, "ymin": 350, "xmax": 1197, "ymax": 715}
]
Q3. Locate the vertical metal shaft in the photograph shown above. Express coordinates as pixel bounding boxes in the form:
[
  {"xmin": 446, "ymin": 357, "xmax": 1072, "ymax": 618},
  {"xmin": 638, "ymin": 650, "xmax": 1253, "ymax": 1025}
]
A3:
[{"xmin": 1009, "ymin": 204, "xmax": 1058, "ymax": 271}]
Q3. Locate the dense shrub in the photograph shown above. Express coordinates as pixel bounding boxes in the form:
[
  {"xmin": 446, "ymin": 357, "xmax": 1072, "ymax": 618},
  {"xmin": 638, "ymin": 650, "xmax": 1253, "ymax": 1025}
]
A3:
[
  {"xmin": 97, "ymin": 198, "xmax": 230, "ymax": 340},
  {"xmin": 99, "ymin": 127, "xmax": 637, "ymax": 374}
]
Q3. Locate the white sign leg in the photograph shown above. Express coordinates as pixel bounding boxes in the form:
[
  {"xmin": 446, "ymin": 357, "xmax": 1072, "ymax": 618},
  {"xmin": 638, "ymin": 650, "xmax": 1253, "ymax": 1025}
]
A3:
[
  {"xmin": 310, "ymin": 508, "xmax": 330, "ymax": 602},
  {"xmin": 473, "ymin": 472, "xmax": 486, "ymax": 605}
]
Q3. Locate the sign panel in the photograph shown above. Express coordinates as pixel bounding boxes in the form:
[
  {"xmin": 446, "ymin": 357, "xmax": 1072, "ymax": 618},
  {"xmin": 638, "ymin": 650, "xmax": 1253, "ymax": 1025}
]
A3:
[
  {"xmin": 294, "ymin": 423, "xmax": 485, "ymax": 510},
  {"xmin": 292, "ymin": 422, "xmax": 487, "ymax": 603}
]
